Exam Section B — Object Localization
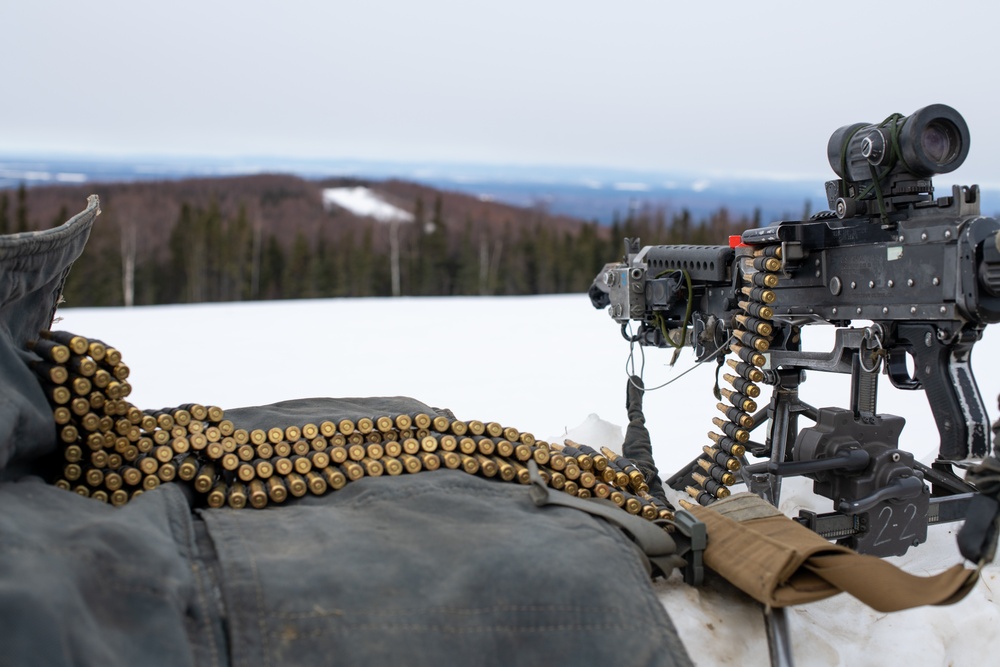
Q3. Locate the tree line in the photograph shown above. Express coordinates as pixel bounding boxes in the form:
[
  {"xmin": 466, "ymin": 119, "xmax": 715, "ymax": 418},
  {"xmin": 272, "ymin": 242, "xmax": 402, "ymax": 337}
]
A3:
[{"xmin": 7, "ymin": 180, "xmax": 758, "ymax": 308}]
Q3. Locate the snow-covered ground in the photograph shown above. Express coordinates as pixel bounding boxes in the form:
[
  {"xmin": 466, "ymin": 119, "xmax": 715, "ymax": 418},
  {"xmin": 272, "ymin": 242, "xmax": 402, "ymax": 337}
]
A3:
[
  {"xmin": 321, "ymin": 186, "xmax": 414, "ymax": 223},
  {"xmin": 56, "ymin": 294, "xmax": 1000, "ymax": 666}
]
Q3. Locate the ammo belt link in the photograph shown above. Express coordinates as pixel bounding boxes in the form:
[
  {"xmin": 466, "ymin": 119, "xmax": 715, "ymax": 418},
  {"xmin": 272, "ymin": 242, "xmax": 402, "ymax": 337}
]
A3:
[
  {"xmin": 26, "ymin": 331, "xmax": 678, "ymax": 531},
  {"xmin": 683, "ymin": 243, "xmax": 782, "ymax": 508}
]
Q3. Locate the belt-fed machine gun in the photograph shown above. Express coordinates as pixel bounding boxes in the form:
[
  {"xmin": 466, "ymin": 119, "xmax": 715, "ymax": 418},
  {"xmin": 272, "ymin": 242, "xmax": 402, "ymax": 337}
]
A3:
[{"xmin": 590, "ymin": 104, "xmax": 1000, "ymax": 558}]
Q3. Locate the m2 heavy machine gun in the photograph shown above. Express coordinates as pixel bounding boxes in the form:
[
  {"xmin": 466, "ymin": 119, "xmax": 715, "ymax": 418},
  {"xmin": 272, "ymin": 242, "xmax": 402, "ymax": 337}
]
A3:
[{"xmin": 590, "ymin": 104, "xmax": 1000, "ymax": 558}]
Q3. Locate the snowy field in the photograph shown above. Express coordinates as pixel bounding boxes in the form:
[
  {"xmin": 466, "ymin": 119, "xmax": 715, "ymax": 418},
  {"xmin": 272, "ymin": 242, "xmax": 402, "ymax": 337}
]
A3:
[{"xmin": 57, "ymin": 294, "xmax": 1000, "ymax": 666}]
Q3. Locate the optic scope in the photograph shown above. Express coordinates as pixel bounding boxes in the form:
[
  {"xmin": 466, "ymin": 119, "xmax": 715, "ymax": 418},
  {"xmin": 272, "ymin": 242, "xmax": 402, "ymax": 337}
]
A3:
[{"xmin": 827, "ymin": 104, "xmax": 970, "ymax": 185}]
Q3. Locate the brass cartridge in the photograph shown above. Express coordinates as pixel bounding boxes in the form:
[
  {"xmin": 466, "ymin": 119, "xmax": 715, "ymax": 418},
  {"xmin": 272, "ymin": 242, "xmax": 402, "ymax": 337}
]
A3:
[
  {"xmin": 273, "ymin": 457, "xmax": 294, "ymax": 476},
  {"xmin": 399, "ymin": 453, "xmax": 423, "ymax": 474},
  {"xmin": 347, "ymin": 443, "xmax": 366, "ymax": 461},
  {"xmin": 321, "ymin": 467, "xmax": 348, "ymax": 490},
  {"xmin": 284, "ymin": 425, "xmax": 301, "ymax": 441},
  {"xmin": 248, "ymin": 480, "xmax": 268, "ymax": 509},
  {"xmin": 207, "ymin": 482, "xmax": 228, "ymax": 508},
  {"xmin": 417, "ymin": 452, "xmax": 440, "ymax": 472},
  {"xmin": 194, "ymin": 464, "xmax": 217, "ymax": 493},
  {"xmin": 724, "ymin": 373, "xmax": 761, "ymax": 398},
  {"xmin": 266, "ymin": 477, "xmax": 287, "ymax": 503},
  {"xmin": 439, "ymin": 451, "xmax": 461, "ymax": 470},
  {"xmin": 286, "ymin": 472, "xmax": 308, "ymax": 497},
  {"xmin": 383, "ymin": 456, "xmax": 404, "ymax": 476},
  {"xmin": 228, "ymin": 482, "xmax": 248, "ymax": 509},
  {"xmin": 305, "ymin": 470, "xmax": 327, "ymax": 495},
  {"xmin": 493, "ymin": 456, "xmax": 515, "ymax": 482},
  {"xmin": 711, "ymin": 417, "xmax": 751, "ymax": 443},
  {"xmin": 340, "ymin": 461, "xmax": 365, "ymax": 481},
  {"xmin": 360, "ymin": 457, "xmax": 384, "ymax": 477}
]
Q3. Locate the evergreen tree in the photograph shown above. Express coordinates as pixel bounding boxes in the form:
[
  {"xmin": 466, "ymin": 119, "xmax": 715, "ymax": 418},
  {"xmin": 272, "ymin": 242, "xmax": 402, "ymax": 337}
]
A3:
[
  {"xmin": 15, "ymin": 183, "xmax": 28, "ymax": 233},
  {"xmin": 0, "ymin": 192, "xmax": 9, "ymax": 234}
]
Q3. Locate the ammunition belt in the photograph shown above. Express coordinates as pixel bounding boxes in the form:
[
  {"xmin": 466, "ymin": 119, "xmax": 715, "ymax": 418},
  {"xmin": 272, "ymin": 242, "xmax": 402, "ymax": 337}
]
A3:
[
  {"xmin": 684, "ymin": 244, "xmax": 782, "ymax": 508},
  {"xmin": 26, "ymin": 330, "xmax": 674, "ymax": 524}
]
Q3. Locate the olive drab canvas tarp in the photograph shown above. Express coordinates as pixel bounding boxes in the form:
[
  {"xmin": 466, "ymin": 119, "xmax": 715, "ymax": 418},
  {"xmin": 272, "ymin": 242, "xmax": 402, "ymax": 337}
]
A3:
[{"xmin": 0, "ymin": 199, "xmax": 692, "ymax": 666}]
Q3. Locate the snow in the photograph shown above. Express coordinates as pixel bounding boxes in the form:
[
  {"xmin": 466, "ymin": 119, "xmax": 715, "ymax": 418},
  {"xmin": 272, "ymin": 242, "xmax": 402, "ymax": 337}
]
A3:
[
  {"xmin": 55, "ymin": 294, "xmax": 1000, "ymax": 665},
  {"xmin": 321, "ymin": 186, "xmax": 414, "ymax": 223}
]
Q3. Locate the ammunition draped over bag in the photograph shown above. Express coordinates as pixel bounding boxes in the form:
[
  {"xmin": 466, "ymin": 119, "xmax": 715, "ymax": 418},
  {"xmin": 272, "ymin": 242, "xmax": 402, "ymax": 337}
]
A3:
[{"xmin": 26, "ymin": 331, "xmax": 674, "ymax": 524}]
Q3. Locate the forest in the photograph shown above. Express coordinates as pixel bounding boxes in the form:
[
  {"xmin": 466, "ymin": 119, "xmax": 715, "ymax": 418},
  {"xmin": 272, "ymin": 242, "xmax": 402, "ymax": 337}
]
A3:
[{"xmin": 0, "ymin": 175, "xmax": 760, "ymax": 308}]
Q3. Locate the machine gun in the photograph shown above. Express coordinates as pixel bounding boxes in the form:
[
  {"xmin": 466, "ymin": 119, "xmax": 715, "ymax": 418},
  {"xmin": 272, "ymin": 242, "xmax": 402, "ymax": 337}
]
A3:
[{"xmin": 590, "ymin": 104, "xmax": 1000, "ymax": 558}]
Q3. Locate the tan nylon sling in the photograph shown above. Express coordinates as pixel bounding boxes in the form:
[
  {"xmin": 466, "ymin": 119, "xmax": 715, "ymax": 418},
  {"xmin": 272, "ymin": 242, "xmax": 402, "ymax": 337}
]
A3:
[{"xmin": 687, "ymin": 492, "xmax": 980, "ymax": 612}]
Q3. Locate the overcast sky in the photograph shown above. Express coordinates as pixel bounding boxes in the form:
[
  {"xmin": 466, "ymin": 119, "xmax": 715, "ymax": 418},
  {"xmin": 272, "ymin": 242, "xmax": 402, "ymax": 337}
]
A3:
[{"xmin": 3, "ymin": 1, "xmax": 1000, "ymax": 185}]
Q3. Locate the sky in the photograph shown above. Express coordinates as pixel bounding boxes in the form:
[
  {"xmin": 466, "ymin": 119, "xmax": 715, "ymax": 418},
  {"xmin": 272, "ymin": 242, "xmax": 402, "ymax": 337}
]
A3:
[{"xmin": 3, "ymin": 1, "xmax": 1000, "ymax": 186}]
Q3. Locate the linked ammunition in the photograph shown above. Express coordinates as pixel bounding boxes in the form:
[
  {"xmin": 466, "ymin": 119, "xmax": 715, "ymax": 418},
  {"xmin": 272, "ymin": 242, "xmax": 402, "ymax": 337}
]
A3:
[
  {"xmin": 142, "ymin": 475, "xmax": 160, "ymax": 491},
  {"xmin": 383, "ymin": 456, "xmax": 404, "ymax": 476},
  {"xmin": 266, "ymin": 477, "xmax": 287, "ymax": 503},
  {"xmin": 712, "ymin": 417, "xmax": 751, "ymax": 443},
  {"xmin": 375, "ymin": 416, "xmax": 394, "ymax": 432},
  {"xmin": 254, "ymin": 459, "xmax": 274, "ymax": 479},
  {"xmin": 751, "ymin": 254, "xmax": 781, "ymax": 271},
  {"xmin": 256, "ymin": 442, "xmax": 274, "ymax": 459},
  {"xmin": 30, "ymin": 339, "xmax": 71, "ymax": 364},
  {"xmin": 720, "ymin": 387, "xmax": 757, "ymax": 413},
  {"xmin": 305, "ymin": 470, "xmax": 327, "ymax": 495},
  {"xmin": 730, "ymin": 343, "xmax": 766, "ymax": 368},
  {"xmin": 310, "ymin": 437, "xmax": 327, "ymax": 452},
  {"xmin": 204, "ymin": 426, "xmax": 222, "ymax": 442},
  {"xmin": 178, "ymin": 456, "xmax": 199, "ymax": 481},
  {"xmin": 110, "ymin": 489, "xmax": 129, "ymax": 507},
  {"xmin": 319, "ymin": 421, "xmax": 337, "ymax": 438},
  {"xmin": 90, "ymin": 450, "xmax": 108, "ymax": 469},
  {"xmin": 173, "ymin": 409, "xmax": 192, "ymax": 427},
  {"xmin": 292, "ymin": 455, "xmax": 312, "ymax": 475},
  {"xmin": 741, "ymin": 285, "xmax": 776, "ymax": 304},
  {"xmin": 286, "ymin": 472, "xmax": 308, "ymax": 497},
  {"xmin": 717, "ymin": 402, "xmax": 755, "ymax": 429},
  {"xmin": 696, "ymin": 458, "xmax": 738, "ymax": 486},
  {"xmin": 439, "ymin": 451, "xmax": 461, "ymax": 470},
  {"xmin": 399, "ymin": 453, "xmax": 423, "ymax": 474},
  {"xmin": 744, "ymin": 270, "xmax": 779, "ymax": 288},
  {"xmin": 563, "ymin": 480, "xmax": 579, "ymax": 496},
  {"xmin": 488, "ymin": 456, "xmax": 512, "ymax": 482},
  {"xmin": 394, "ymin": 414, "xmax": 412, "ymax": 431},
  {"xmin": 734, "ymin": 314, "xmax": 773, "ymax": 338},
  {"xmin": 577, "ymin": 488, "xmax": 592, "ymax": 499},
  {"xmin": 475, "ymin": 454, "xmax": 498, "ymax": 477},
  {"xmin": 53, "ymin": 406, "xmax": 72, "ymax": 425},
  {"xmin": 448, "ymin": 419, "xmax": 468, "ymax": 436},
  {"xmin": 273, "ymin": 457, "xmax": 293, "ymax": 475},
  {"xmin": 531, "ymin": 444, "xmax": 551, "ymax": 466},
  {"xmin": 347, "ymin": 432, "xmax": 365, "ymax": 446},
  {"xmin": 248, "ymin": 480, "xmax": 268, "ymax": 509},
  {"xmin": 495, "ymin": 439, "xmax": 514, "ymax": 457},
  {"xmin": 195, "ymin": 464, "xmax": 217, "ymax": 493},
  {"xmin": 274, "ymin": 441, "xmax": 292, "ymax": 458},
  {"xmin": 707, "ymin": 431, "xmax": 747, "ymax": 457},
  {"xmin": 207, "ymin": 482, "xmax": 227, "ymax": 508},
  {"xmin": 476, "ymin": 437, "xmax": 496, "ymax": 456},
  {"xmin": 138, "ymin": 456, "xmax": 159, "ymax": 476},
  {"xmin": 121, "ymin": 466, "xmax": 142, "ymax": 486},
  {"xmin": 592, "ymin": 482, "xmax": 611, "ymax": 499},
  {"xmin": 308, "ymin": 450, "xmax": 330, "ymax": 469},
  {"xmin": 32, "ymin": 360, "xmax": 69, "ymax": 384},
  {"xmin": 439, "ymin": 435, "xmax": 458, "ymax": 452},
  {"xmin": 685, "ymin": 485, "xmax": 715, "ymax": 506},
  {"xmin": 383, "ymin": 440, "xmax": 402, "ymax": 458},
  {"xmin": 692, "ymin": 472, "xmax": 731, "ymax": 499},
  {"xmin": 365, "ymin": 432, "xmax": 382, "ymax": 444},
  {"xmin": 723, "ymin": 374, "xmax": 761, "ymax": 399},
  {"xmin": 417, "ymin": 452, "xmax": 440, "ymax": 472},
  {"xmin": 340, "ymin": 461, "xmax": 364, "ymax": 481},
  {"xmin": 459, "ymin": 453, "xmax": 479, "ymax": 475},
  {"xmin": 366, "ymin": 443, "xmax": 384, "ymax": 460},
  {"xmin": 347, "ymin": 443, "xmax": 366, "ymax": 462},
  {"xmin": 734, "ymin": 329, "xmax": 769, "ymax": 352},
  {"xmin": 320, "ymin": 467, "xmax": 348, "ymax": 490},
  {"xmin": 267, "ymin": 427, "xmax": 284, "ymax": 443},
  {"xmin": 285, "ymin": 425, "xmax": 301, "ymax": 441},
  {"xmin": 485, "ymin": 422, "xmax": 503, "ymax": 438},
  {"xmin": 228, "ymin": 482, "xmax": 248, "ymax": 509},
  {"xmin": 703, "ymin": 445, "xmax": 741, "ymax": 471},
  {"xmin": 609, "ymin": 489, "xmax": 625, "ymax": 507},
  {"xmin": 726, "ymin": 359, "xmax": 765, "ymax": 383},
  {"xmin": 467, "ymin": 420, "xmax": 485, "ymax": 436},
  {"xmin": 204, "ymin": 441, "xmax": 224, "ymax": 460},
  {"xmin": 327, "ymin": 445, "xmax": 348, "ymax": 464}
]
